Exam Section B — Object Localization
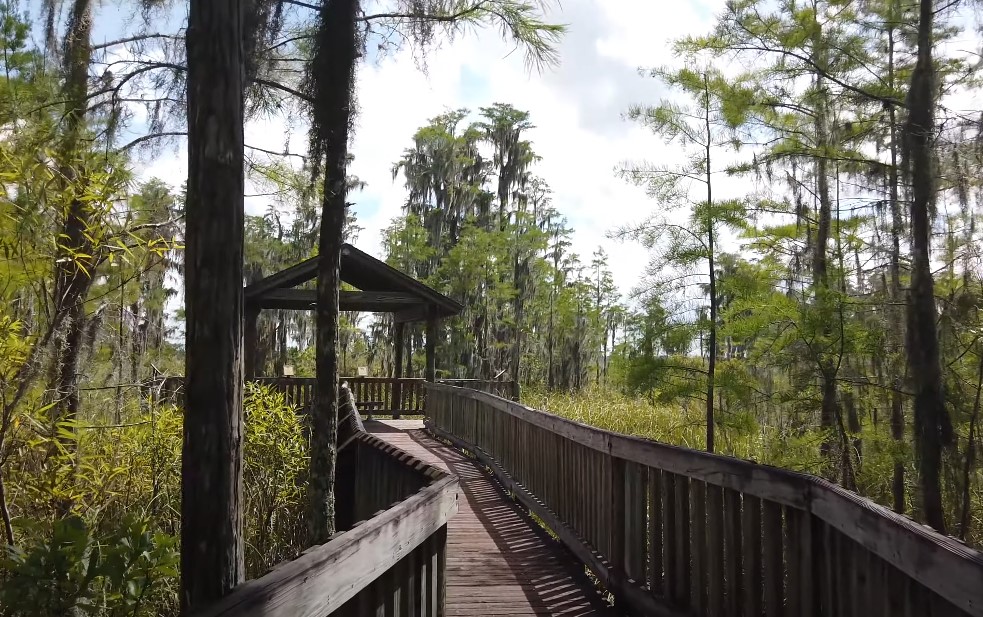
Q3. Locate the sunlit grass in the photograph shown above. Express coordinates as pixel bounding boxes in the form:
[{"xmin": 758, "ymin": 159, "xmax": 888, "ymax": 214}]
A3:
[
  {"xmin": 523, "ymin": 385, "xmax": 829, "ymax": 474},
  {"xmin": 520, "ymin": 385, "xmax": 983, "ymax": 546},
  {"xmin": 524, "ymin": 385, "xmax": 707, "ymax": 449}
]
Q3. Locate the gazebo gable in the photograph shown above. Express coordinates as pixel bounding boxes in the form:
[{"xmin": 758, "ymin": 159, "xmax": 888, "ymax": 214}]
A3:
[{"xmin": 243, "ymin": 243, "xmax": 462, "ymax": 323}]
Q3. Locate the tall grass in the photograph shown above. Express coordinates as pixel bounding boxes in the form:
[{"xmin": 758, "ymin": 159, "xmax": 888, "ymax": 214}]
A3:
[
  {"xmin": 522, "ymin": 385, "xmax": 981, "ymax": 545},
  {"xmin": 523, "ymin": 385, "xmax": 823, "ymax": 469}
]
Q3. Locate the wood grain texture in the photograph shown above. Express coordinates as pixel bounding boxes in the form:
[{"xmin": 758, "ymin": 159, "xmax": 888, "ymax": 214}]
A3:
[
  {"xmin": 428, "ymin": 383, "xmax": 983, "ymax": 617},
  {"xmin": 371, "ymin": 420, "xmax": 618, "ymax": 616},
  {"xmin": 181, "ymin": 0, "xmax": 245, "ymax": 608},
  {"xmin": 193, "ymin": 474, "xmax": 457, "ymax": 617}
]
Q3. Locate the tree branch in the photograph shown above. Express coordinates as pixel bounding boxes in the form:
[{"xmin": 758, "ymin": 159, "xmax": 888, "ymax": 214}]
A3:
[
  {"xmin": 92, "ymin": 33, "xmax": 183, "ymax": 51},
  {"xmin": 360, "ymin": 0, "xmax": 492, "ymax": 23},
  {"xmin": 246, "ymin": 144, "xmax": 309, "ymax": 160},
  {"xmin": 284, "ymin": 0, "xmax": 319, "ymax": 9},
  {"xmin": 252, "ymin": 77, "xmax": 312, "ymax": 103},
  {"xmin": 117, "ymin": 131, "xmax": 186, "ymax": 151}
]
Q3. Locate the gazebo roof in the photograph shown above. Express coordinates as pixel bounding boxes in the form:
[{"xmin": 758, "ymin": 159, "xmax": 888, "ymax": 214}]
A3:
[{"xmin": 244, "ymin": 243, "xmax": 462, "ymax": 323}]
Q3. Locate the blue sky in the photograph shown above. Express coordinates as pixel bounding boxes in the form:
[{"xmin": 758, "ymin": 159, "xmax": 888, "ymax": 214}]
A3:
[{"xmin": 30, "ymin": 0, "xmax": 734, "ymax": 301}]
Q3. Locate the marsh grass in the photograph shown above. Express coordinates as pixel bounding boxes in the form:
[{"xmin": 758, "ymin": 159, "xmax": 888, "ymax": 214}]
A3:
[{"xmin": 522, "ymin": 386, "xmax": 983, "ymax": 545}]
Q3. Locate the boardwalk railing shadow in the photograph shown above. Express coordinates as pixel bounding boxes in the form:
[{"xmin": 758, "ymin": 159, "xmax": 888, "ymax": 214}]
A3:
[
  {"xmin": 366, "ymin": 418, "xmax": 617, "ymax": 616},
  {"xmin": 406, "ymin": 427, "xmax": 616, "ymax": 616},
  {"xmin": 427, "ymin": 383, "xmax": 983, "ymax": 617}
]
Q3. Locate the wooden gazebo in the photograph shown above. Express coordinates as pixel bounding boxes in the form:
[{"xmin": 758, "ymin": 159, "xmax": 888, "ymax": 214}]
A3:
[{"xmin": 243, "ymin": 243, "xmax": 462, "ymax": 384}]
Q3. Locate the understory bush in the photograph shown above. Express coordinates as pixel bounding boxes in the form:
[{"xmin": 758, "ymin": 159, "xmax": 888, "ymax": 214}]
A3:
[{"xmin": 0, "ymin": 383, "xmax": 307, "ymax": 616}]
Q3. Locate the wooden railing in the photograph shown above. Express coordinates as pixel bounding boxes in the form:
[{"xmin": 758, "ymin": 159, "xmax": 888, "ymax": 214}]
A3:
[
  {"xmin": 439, "ymin": 378, "xmax": 520, "ymax": 401},
  {"xmin": 346, "ymin": 377, "xmax": 427, "ymax": 418},
  {"xmin": 193, "ymin": 387, "xmax": 459, "ymax": 617},
  {"xmin": 426, "ymin": 383, "xmax": 983, "ymax": 617},
  {"xmin": 155, "ymin": 375, "xmax": 515, "ymax": 417}
]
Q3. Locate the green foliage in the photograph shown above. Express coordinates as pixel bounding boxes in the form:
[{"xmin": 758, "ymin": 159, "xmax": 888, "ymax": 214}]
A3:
[
  {"xmin": 1, "ymin": 516, "xmax": 179, "ymax": 617},
  {"xmin": 241, "ymin": 383, "xmax": 308, "ymax": 575},
  {"xmin": 0, "ymin": 384, "xmax": 308, "ymax": 614},
  {"xmin": 386, "ymin": 104, "xmax": 622, "ymax": 388},
  {"xmin": 609, "ymin": 0, "xmax": 983, "ymax": 537}
]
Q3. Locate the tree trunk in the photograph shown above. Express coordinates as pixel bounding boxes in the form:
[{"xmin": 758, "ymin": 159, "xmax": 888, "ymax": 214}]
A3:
[
  {"xmin": 547, "ymin": 290, "xmax": 556, "ymax": 390},
  {"xmin": 181, "ymin": 0, "xmax": 246, "ymax": 609},
  {"xmin": 405, "ymin": 326, "xmax": 414, "ymax": 377},
  {"xmin": 959, "ymin": 344, "xmax": 982, "ymax": 539},
  {"xmin": 887, "ymin": 19, "xmax": 907, "ymax": 516},
  {"xmin": 905, "ymin": 0, "xmax": 950, "ymax": 534},
  {"xmin": 511, "ymin": 255, "xmax": 527, "ymax": 385},
  {"xmin": 274, "ymin": 310, "xmax": 287, "ymax": 376},
  {"xmin": 811, "ymin": 19, "xmax": 838, "ymax": 466},
  {"xmin": 704, "ymin": 73, "xmax": 717, "ymax": 454},
  {"xmin": 50, "ymin": 0, "xmax": 95, "ymax": 430},
  {"xmin": 308, "ymin": 0, "xmax": 359, "ymax": 544},
  {"xmin": 129, "ymin": 300, "xmax": 142, "ymax": 385}
]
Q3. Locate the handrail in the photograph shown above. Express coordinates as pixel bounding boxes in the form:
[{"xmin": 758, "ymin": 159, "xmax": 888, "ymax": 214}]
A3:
[
  {"xmin": 192, "ymin": 474, "xmax": 458, "ymax": 617},
  {"xmin": 191, "ymin": 391, "xmax": 460, "ymax": 617},
  {"xmin": 427, "ymin": 382, "xmax": 983, "ymax": 617},
  {"xmin": 154, "ymin": 375, "xmax": 516, "ymax": 417}
]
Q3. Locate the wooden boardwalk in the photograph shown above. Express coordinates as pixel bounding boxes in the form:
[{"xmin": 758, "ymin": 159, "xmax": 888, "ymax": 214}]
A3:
[{"xmin": 366, "ymin": 420, "xmax": 616, "ymax": 617}]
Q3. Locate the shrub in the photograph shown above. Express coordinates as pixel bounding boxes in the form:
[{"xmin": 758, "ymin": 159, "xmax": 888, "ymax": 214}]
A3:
[
  {"xmin": 1, "ymin": 516, "xmax": 179, "ymax": 617},
  {"xmin": 1, "ymin": 382, "xmax": 309, "ymax": 615}
]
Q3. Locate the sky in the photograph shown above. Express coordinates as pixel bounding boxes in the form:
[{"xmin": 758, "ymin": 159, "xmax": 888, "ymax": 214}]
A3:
[
  {"xmin": 95, "ymin": 0, "xmax": 729, "ymax": 302},
  {"xmin": 28, "ymin": 0, "xmax": 983, "ymax": 311}
]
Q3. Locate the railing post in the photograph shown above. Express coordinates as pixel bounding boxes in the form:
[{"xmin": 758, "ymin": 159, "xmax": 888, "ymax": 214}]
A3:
[
  {"xmin": 436, "ymin": 524, "xmax": 447, "ymax": 617},
  {"xmin": 244, "ymin": 306, "xmax": 259, "ymax": 379},
  {"xmin": 609, "ymin": 452, "xmax": 626, "ymax": 583},
  {"xmin": 393, "ymin": 322, "xmax": 404, "ymax": 419},
  {"xmin": 425, "ymin": 317, "xmax": 437, "ymax": 383}
]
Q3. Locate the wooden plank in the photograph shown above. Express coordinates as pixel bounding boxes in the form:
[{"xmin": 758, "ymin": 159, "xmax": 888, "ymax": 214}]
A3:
[
  {"xmin": 785, "ymin": 507, "xmax": 802, "ymax": 617},
  {"xmin": 399, "ymin": 548, "xmax": 413, "ymax": 617},
  {"xmin": 192, "ymin": 476, "xmax": 459, "ymax": 617},
  {"xmin": 724, "ymin": 488, "xmax": 742, "ymax": 616},
  {"xmin": 427, "ymin": 385, "xmax": 983, "ymax": 617},
  {"xmin": 762, "ymin": 500, "xmax": 783, "ymax": 617},
  {"xmin": 435, "ymin": 525, "xmax": 447, "ymax": 617},
  {"xmin": 868, "ymin": 551, "xmax": 887, "ymax": 617},
  {"xmin": 648, "ymin": 467, "xmax": 664, "ymax": 596},
  {"xmin": 836, "ymin": 533, "xmax": 852, "ymax": 617},
  {"xmin": 808, "ymin": 483, "xmax": 983, "ymax": 616},
  {"xmin": 254, "ymin": 289, "xmax": 429, "ymax": 312},
  {"xmin": 427, "ymin": 382, "xmax": 983, "ymax": 617},
  {"xmin": 664, "ymin": 472, "xmax": 678, "ymax": 602},
  {"xmin": 425, "ymin": 422, "xmax": 686, "ymax": 617},
  {"xmin": 691, "ymin": 479, "xmax": 707, "ymax": 614},
  {"xmin": 427, "ymin": 384, "xmax": 812, "ymax": 508},
  {"xmin": 610, "ymin": 455, "xmax": 626, "ymax": 577},
  {"xmin": 743, "ymin": 495, "xmax": 763, "ymax": 617},
  {"xmin": 419, "ymin": 534, "xmax": 430, "ymax": 617},
  {"xmin": 852, "ymin": 541, "xmax": 871, "ymax": 617},
  {"xmin": 627, "ymin": 462, "xmax": 647, "ymax": 582},
  {"xmin": 707, "ymin": 484, "xmax": 724, "ymax": 617},
  {"xmin": 383, "ymin": 565, "xmax": 397, "ymax": 617},
  {"xmin": 674, "ymin": 474, "xmax": 691, "ymax": 605},
  {"xmin": 427, "ymin": 530, "xmax": 439, "ymax": 617}
]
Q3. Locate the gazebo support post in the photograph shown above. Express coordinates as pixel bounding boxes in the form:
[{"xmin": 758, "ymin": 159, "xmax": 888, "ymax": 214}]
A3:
[
  {"xmin": 244, "ymin": 306, "xmax": 259, "ymax": 379},
  {"xmin": 425, "ymin": 317, "xmax": 437, "ymax": 383},
  {"xmin": 393, "ymin": 321, "xmax": 404, "ymax": 419}
]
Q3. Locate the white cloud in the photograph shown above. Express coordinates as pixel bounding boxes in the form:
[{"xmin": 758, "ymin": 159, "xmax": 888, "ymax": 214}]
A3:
[{"xmin": 138, "ymin": 0, "xmax": 729, "ymax": 303}]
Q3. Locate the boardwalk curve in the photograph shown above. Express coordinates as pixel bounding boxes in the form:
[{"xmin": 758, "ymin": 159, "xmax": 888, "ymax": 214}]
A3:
[{"xmin": 367, "ymin": 420, "xmax": 616, "ymax": 617}]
